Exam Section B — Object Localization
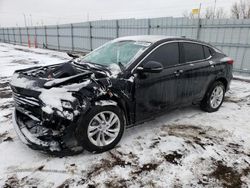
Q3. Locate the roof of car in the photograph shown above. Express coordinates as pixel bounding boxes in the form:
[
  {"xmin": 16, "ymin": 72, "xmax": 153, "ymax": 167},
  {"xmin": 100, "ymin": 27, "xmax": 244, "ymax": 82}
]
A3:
[
  {"xmin": 113, "ymin": 35, "xmax": 218, "ymax": 51},
  {"xmin": 114, "ymin": 35, "xmax": 186, "ymax": 43}
]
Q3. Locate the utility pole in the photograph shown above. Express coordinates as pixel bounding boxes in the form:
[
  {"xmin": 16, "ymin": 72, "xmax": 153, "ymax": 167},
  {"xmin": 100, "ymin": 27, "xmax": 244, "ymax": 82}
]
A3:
[
  {"xmin": 213, "ymin": 0, "xmax": 217, "ymax": 19},
  {"xmin": 87, "ymin": 12, "xmax": 89, "ymax": 21},
  {"xmin": 23, "ymin": 13, "xmax": 27, "ymax": 27},
  {"xmin": 198, "ymin": 3, "xmax": 202, "ymax": 19},
  {"xmin": 30, "ymin": 14, "xmax": 33, "ymax": 26},
  {"xmin": 197, "ymin": 3, "xmax": 202, "ymax": 40}
]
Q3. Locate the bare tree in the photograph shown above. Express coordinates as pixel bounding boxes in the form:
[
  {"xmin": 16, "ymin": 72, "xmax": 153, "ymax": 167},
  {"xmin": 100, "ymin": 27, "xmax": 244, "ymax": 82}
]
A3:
[
  {"xmin": 182, "ymin": 10, "xmax": 189, "ymax": 18},
  {"xmin": 240, "ymin": 0, "xmax": 247, "ymax": 18},
  {"xmin": 183, "ymin": 6, "xmax": 227, "ymax": 19},
  {"xmin": 204, "ymin": 7, "xmax": 214, "ymax": 19},
  {"xmin": 231, "ymin": 2, "xmax": 240, "ymax": 19},
  {"xmin": 203, "ymin": 6, "xmax": 227, "ymax": 19},
  {"xmin": 231, "ymin": 0, "xmax": 250, "ymax": 19},
  {"xmin": 182, "ymin": 10, "xmax": 194, "ymax": 19},
  {"xmin": 215, "ymin": 7, "xmax": 227, "ymax": 19}
]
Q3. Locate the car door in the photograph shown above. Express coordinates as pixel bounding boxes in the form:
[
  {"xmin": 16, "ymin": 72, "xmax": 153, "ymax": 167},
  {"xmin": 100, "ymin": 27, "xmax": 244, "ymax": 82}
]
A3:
[
  {"xmin": 175, "ymin": 42, "xmax": 212, "ymax": 105},
  {"xmin": 134, "ymin": 42, "xmax": 180, "ymax": 122}
]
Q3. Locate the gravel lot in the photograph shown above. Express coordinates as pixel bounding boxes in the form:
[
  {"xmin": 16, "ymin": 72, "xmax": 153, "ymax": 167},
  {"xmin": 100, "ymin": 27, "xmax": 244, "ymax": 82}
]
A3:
[{"xmin": 0, "ymin": 43, "xmax": 250, "ymax": 188}]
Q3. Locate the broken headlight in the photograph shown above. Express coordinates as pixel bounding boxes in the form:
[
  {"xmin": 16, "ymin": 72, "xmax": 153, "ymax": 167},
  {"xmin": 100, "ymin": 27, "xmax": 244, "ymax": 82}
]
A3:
[
  {"xmin": 61, "ymin": 100, "xmax": 74, "ymax": 120},
  {"xmin": 61, "ymin": 100, "xmax": 73, "ymax": 109},
  {"xmin": 62, "ymin": 110, "xmax": 74, "ymax": 120}
]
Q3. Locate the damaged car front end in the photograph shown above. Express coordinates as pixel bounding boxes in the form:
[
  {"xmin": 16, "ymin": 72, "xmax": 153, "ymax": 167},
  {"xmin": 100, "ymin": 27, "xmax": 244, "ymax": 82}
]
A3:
[
  {"xmin": 11, "ymin": 64, "xmax": 94, "ymax": 155},
  {"xmin": 10, "ymin": 38, "xmax": 148, "ymax": 155},
  {"xmin": 11, "ymin": 64, "xmax": 119, "ymax": 155}
]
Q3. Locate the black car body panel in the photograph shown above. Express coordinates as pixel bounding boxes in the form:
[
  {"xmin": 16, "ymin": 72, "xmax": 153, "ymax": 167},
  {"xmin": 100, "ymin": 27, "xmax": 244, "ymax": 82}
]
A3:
[{"xmin": 10, "ymin": 36, "xmax": 233, "ymax": 155}]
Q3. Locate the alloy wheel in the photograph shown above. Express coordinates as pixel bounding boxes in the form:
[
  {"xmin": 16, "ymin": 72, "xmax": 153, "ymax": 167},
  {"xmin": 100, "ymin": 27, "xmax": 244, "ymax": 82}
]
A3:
[
  {"xmin": 87, "ymin": 111, "xmax": 120, "ymax": 147},
  {"xmin": 210, "ymin": 85, "xmax": 224, "ymax": 109}
]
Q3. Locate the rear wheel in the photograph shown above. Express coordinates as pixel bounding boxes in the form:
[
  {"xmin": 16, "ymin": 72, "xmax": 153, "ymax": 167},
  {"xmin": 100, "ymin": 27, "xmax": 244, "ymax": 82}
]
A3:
[
  {"xmin": 76, "ymin": 105, "xmax": 125, "ymax": 153},
  {"xmin": 200, "ymin": 81, "xmax": 225, "ymax": 112}
]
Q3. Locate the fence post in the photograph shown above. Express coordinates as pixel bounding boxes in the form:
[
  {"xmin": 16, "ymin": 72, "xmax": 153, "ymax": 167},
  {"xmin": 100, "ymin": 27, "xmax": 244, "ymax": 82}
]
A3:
[
  {"xmin": 6, "ymin": 28, "xmax": 8, "ymax": 43},
  {"xmin": 71, "ymin": 24, "xmax": 74, "ymax": 51},
  {"xmin": 116, "ymin": 20, "xmax": 119, "ymax": 38},
  {"xmin": 89, "ymin": 22, "xmax": 93, "ymax": 51},
  {"xmin": 34, "ymin": 26, "xmax": 37, "ymax": 48},
  {"xmin": 27, "ymin": 27, "xmax": 30, "ymax": 47},
  {"xmin": 196, "ymin": 18, "xmax": 201, "ymax": 40},
  {"xmin": 7, "ymin": 28, "xmax": 10, "ymax": 43},
  {"xmin": 57, "ymin": 25, "xmax": 60, "ymax": 50},
  {"xmin": 13, "ymin": 28, "xmax": 16, "ymax": 44},
  {"xmin": 44, "ymin": 26, "xmax": 48, "ymax": 48},
  {"xmin": 19, "ymin": 27, "xmax": 22, "ymax": 45},
  {"xmin": 3, "ymin": 29, "xmax": 5, "ymax": 42},
  {"xmin": 148, "ymin": 19, "xmax": 151, "ymax": 35}
]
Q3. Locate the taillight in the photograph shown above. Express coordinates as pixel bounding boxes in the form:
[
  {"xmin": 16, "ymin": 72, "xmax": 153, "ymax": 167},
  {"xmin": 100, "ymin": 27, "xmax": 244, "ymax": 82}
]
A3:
[{"xmin": 227, "ymin": 59, "xmax": 234, "ymax": 65}]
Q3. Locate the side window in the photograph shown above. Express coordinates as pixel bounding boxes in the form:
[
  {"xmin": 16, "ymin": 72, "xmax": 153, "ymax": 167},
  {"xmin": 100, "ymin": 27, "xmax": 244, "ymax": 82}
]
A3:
[
  {"xmin": 203, "ymin": 46, "xmax": 211, "ymax": 59},
  {"xmin": 144, "ymin": 43, "xmax": 179, "ymax": 68},
  {"xmin": 183, "ymin": 43, "xmax": 205, "ymax": 62}
]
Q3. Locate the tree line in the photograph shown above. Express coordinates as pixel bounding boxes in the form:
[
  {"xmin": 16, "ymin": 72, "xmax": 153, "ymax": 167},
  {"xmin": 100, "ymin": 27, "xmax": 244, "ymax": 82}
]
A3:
[{"xmin": 183, "ymin": 0, "xmax": 250, "ymax": 19}]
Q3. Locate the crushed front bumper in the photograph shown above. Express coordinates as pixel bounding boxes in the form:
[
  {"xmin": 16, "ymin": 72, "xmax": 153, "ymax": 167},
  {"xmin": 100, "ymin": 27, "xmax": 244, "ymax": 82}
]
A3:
[{"xmin": 12, "ymin": 109, "xmax": 84, "ymax": 156}]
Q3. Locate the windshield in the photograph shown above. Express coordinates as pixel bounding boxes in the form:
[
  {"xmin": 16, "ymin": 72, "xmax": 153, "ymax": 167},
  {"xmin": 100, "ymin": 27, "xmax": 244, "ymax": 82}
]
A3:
[{"xmin": 81, "ymin": 40, "xmax": 151, "ymax": 68}]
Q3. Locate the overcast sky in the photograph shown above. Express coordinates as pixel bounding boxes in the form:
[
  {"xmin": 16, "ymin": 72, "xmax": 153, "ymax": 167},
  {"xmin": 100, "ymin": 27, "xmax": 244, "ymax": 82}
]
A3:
[{"xmin": 0, "ymin": 0, "xmax": 236, "ymax": 27}]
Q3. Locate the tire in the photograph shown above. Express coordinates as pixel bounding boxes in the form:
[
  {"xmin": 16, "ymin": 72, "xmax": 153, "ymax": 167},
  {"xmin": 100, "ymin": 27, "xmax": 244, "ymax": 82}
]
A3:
[
  {"xmin": 75, "ymin": 105, "xmax": 125, "ymax": 153},
  {"xmin": 200, "ymin": 81, "xmax": 225, "ymax": 112}
]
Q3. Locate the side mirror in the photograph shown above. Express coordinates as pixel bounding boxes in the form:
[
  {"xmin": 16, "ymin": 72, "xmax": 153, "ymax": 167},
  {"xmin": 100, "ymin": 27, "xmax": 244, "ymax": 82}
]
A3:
[
  {"xmin": 66, "ymin": 52, "xmax": 80, "ymax": 59},
  {"xmin": 137, "ymin": 61, "xmax": 163, "ymax": 73}
]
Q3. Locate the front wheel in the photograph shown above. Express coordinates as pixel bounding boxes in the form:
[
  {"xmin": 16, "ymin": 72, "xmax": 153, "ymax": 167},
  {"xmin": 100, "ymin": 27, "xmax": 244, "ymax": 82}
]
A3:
[
  {"xmin": 200, "ymin": 81, "xmax": 225, "ymax": 112},
  {"xmin": 76, "ymin": 105, "xmax": 125, "ymax": 153}
]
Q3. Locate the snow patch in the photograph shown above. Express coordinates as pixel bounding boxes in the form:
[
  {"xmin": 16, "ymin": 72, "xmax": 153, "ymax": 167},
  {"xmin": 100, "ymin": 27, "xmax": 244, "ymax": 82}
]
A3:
[
  {"xmin": 95, "ymin": 100, "xmax": 117, "ymax": 106},
  {"xmin": 127, "ymin": 76, "xmax": 134, "ymax": 83},
  {"xmin": 64, "ymin": 80, "xmax": 91, "ymax": 91},
  {"xmin": 10, "ymin": 73, "xmax": 36, "ymax": 89},
  {"xmin": 39, "ymin": 87, "xmax": 76, "ymax": 113},
  {"xmin": 109, "ymin": 63, "xmax": 121, "ymax": 77}
]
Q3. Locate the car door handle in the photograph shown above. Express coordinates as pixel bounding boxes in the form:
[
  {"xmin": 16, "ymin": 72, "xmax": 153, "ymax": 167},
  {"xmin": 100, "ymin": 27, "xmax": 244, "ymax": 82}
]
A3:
[{"xmin": 174, "ymin": 70, "xmax": 183, "ymax": 76}]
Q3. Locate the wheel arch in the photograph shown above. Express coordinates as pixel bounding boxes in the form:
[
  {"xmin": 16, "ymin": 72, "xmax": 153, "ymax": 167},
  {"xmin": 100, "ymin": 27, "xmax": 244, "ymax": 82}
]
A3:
[
  {"xmin": 202, "ymin": 76, "xmax": 228, "ymax": 102},
  {"xmin": 215, "ymin": 77, "xmax": 228, "ymax": 90},
  {"xmin": 94, "ymin": 97, "xmax": 131, "ymax": 127}
]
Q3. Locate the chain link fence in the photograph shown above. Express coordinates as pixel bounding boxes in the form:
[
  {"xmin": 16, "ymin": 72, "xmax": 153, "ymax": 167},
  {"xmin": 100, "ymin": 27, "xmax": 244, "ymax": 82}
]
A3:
[{"xmin": 0, "ymin": 17, "xmax": 250, "ymax": 75}]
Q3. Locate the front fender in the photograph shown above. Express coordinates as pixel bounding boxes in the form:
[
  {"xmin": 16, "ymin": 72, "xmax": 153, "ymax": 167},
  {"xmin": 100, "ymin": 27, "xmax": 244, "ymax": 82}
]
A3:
[{"xmin": 94, "ymin": 100, "xmax": 118, "ymax": 106}]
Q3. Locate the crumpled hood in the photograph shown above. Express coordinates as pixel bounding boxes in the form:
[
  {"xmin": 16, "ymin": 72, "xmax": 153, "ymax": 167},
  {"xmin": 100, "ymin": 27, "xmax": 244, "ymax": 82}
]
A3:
[
  {"xmin": 43, "ymin": 71, "xmax": 92, "ymax": 89},
  {"xmin": 10, "ymin": 61, "xmax": 112, "ymax": 90}
]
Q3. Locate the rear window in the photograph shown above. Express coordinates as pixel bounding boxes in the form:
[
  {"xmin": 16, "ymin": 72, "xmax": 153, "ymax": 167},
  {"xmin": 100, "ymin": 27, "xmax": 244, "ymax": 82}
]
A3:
[
  {"xmin": 203, "ymin": 46, "xmax": 211, "ymax": 59},
  {"xmin": 183, "ymin": 43, "xmax": 204, "ymax": 62}
]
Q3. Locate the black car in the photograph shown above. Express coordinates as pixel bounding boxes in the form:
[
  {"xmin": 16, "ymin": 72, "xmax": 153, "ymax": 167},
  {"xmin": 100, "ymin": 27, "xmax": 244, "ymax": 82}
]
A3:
[{"xmin": 11, "ymin": 35, "xmax": 233, "ymax": 155}]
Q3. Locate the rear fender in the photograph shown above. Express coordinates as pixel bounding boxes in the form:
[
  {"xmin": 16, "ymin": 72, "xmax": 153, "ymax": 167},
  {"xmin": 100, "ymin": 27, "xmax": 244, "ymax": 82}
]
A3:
[{"xmin": 203, "ymin": 76, "xmax": 228, "ymax": 100}]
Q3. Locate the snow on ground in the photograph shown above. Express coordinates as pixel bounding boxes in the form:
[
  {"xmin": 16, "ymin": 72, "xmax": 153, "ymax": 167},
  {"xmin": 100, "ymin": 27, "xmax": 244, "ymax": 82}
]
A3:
[
  {"xmin": 0, "ymin": 43, "xmax": 70, "ymax": 77},
  {"xmin": 0, "ymin": 43, "xmax": 250, "ymax": 187}
]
